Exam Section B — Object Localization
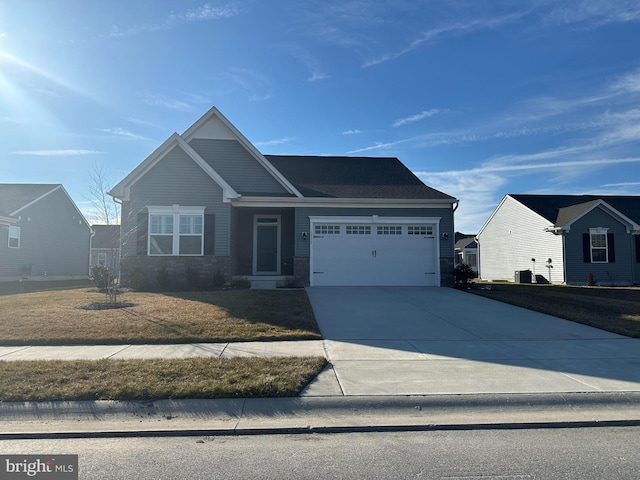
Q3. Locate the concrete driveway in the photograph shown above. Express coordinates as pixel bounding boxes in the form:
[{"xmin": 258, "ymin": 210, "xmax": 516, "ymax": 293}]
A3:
[{"xmin": 303, "ymin": 287, "xmax": 640, "ymax": 396}]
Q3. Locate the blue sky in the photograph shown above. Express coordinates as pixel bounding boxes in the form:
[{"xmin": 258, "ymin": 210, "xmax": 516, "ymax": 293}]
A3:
[{"xmin": 1, "ymin": 1, "xmax": 640, "ymax": 232}]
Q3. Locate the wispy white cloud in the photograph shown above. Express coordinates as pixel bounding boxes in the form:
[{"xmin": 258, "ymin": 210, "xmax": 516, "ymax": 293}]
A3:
[
  {"xmin": 220, "ymin": 68, "xmax": 274, "ymax": 102},
  {"xmin": 99, "ymin": 128, "xmax": 152, "ymax": 141},
  {"xmin": 109, "ymin": 2, "xmax": 239, "ymax": 37},
  {"xmin": 10, "ymin": 149, "xmax": 104, "ymax": 156},
  {"xmin": 254, "ymin": 137, "xmax": 296, "ymax": 147},
  {"xmin": 541, "ymin": 0, "xmax": 640, "ymax": 28},
  {"xmin": 392, "ymin": 109, "xmax": 443, "ymax": 127},
  {"xmin": 143, "ymin": 94, "xmax": 194, "ymax": 112},
  {"xmin": 601, "ymin": 181, "xmax": 640, "ymax": 187},
  {"xmin": 342, "ymin": 129, "xmax": 362, "ymax": 135}
]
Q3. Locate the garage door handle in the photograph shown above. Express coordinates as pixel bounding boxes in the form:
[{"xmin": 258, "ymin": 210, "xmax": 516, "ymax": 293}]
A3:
[{"xmin": 371, "ymin": 250, "xmax": 377, "ymax": 257}]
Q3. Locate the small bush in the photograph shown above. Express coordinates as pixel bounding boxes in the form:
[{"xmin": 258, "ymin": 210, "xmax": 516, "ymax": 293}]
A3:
[
  {"xmin": 587, "ymin": 272, "xmax": 597, "ymax": 286},
  {"xmin": 454, "ymin": 263, "xmax": 476, "ymax": 286},
  {"xmin": 128, "ymin": 267, "xmax": 146, "ymax": 291},
  {"xmin": 231, "ymin": 277, "xmax": 251, "ymax": 289},
  {"xmin": 90, "ymin": 265, "xmax": 111, "ymax": 290},
  {"xmin": 185, "ymin": 267, "xmax": 201, "ymax": 290}
]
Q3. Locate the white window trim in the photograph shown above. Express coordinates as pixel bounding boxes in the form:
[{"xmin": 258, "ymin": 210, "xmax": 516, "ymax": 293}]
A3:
[
  {"xmin": 147, "ymin": 205, "xmax": 205, "ymax": 256},
  {"xmin": 97, "ymin": 252, "xmax": 107, "ymax": 266},
  {"xmin": 8, "ymin": 226, "xmax": 20, "ymax": 249},
  {"xmin": 589, "ymin": 227, "xmax": 609, "ymax": 263}
]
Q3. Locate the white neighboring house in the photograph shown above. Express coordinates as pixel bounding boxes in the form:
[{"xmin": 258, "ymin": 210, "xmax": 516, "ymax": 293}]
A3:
[{"xmin": 477, "ymin": 194, "xmax": 640, "ymax": 285}]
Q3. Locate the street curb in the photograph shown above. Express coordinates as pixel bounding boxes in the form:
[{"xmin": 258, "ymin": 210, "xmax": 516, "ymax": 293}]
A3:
[
  {"xmin": 3, "ymin": 419, "xmax": 640, "ymax": 440},
  {"xmin": 2, "ymin": 392, "xmax": 640, "ymax": 440}
]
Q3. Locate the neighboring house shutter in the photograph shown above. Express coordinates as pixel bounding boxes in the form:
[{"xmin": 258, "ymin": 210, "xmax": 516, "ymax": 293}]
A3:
[
  {"xmin": 204, "ymin": 214, "xmax": 215, "ymax": 255},
  {"xmin": 137, "ymin": 213, "xmax": 148, "ymax": 256},
  {"xmin": 607, "ymin": 233, "xmax": 615, "ymax": 263},
  {"xmin": 582, "ymin": 234, "xmax": 591, "ymax": 263},
  {"xmin": 636, "ymin": 235, "xmax": 640, "ymax": 263}
]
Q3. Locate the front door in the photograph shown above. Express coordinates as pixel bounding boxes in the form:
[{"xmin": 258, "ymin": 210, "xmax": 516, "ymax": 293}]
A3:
[{"xmin": 253, "ymin": 216, "xmax": 280, "ymax": 274}]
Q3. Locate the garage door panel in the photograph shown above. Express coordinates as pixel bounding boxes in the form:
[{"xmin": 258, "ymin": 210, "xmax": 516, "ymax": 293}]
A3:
[{"xmin": 311, "ymin": 222, "xmax": 438, "ymax": 287}]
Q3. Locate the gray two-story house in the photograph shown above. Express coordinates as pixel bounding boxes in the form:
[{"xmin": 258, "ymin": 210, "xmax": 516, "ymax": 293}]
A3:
[
  {"xmin": 109, "ymin": 107, "xmax": 457, "ymax": 288},
  {"xmin": 0, "ymin": 184, "xmax": 92, "ymax": 280}
]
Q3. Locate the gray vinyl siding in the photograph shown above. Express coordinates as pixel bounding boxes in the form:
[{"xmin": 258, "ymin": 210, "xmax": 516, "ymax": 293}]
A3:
[
  {"xmin": 293, "ymin": 206, "xmax": 454, "ymax": 257},
  {"xmin": 477, "ymin": 196, "xmax": 564, "ymax": 283},
  {"xmin": 565, "ymin": 207, "xmax": 634, "ymax": 285},
  {"xmin": 0, "ymin": 188, "xmax": 91, "ymax": 278},
  {"xmin": 120, "ymin": 146, "xmax": 231, "ymax": 258},
  {"xmin": 188, "ymin": 139, "xmax": 289, "ymax": 196}
]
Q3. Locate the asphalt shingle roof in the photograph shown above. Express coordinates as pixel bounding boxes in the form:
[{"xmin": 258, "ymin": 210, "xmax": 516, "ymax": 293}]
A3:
[
  {"xmin": 0, "ymin": 184, "xmax": 60, "ymax": 217},
  {"xmin": 510, "ymin": 194, "xmax": 640, "ymax": 226},
  {"xmin": 266, "ymin": 155, "xmax": 455, "ymax": 200},
  {"xmin": 91, "ymin": 225, "xmax": 120, "ymax": 249}
]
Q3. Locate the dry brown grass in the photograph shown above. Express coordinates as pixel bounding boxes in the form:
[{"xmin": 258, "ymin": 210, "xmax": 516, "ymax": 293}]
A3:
[
  {"xmin": 468, "ymin": 283, "xmax": 640, "ymax": 337},
  {"xmin": 0, "ymin": 356, "xmax": 327, "ymax": 401},
  {"xmin": 0, "ymin": 288, "xmax": 321, "ymax": 345}
]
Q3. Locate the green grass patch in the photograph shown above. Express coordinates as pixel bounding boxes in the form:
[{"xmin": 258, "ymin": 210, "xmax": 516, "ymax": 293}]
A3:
[
  {"xmin": 0, "ymin": 289, "xmax": 322, "ymax": 345},
  {"xmin": 0, "ymin": 356, "xmax": 327, "ymax": 402},
  {"xmin": 0, "ymin": 279, "xmax": 93, "ymax": 296},
  {"xmin": 468, "ymin": 283, "xmax": 640, "ymax": 337}
]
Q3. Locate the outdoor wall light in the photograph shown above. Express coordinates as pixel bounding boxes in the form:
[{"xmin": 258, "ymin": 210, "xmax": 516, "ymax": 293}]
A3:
[
  {"xmin": 302, "ymin": 232, "xmax": 308, "ymax": 240},
  {"xmin": 441, "ymin": 232, "xmax": 449, "ymax": 240}
]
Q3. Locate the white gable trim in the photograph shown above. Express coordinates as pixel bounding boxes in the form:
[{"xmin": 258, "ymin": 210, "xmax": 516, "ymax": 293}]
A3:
[
  {"xmin": 477, "ymin": 195, "xmax": 555, "ymax": 238},
  {"xmin": 559, "ymin": 200, "xmax": 640, "ymax": 233},
  {"xmin": 182, "ymin": 106, "xmax": 303, "ymax": 198},
  {"xmin": 11, "ymin": 185, "xmax": 92, "ymax": 231},
  {"xmin": 109, "ymin": 133, "xmax": 239, "ymax": 202}
]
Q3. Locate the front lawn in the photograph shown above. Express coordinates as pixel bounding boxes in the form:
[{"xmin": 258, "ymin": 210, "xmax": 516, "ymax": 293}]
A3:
[
  {"xmin": 467, "ymin": 283, "xmax": 640, "ymax": 337},
  {"xmin": 0, "ymin": 356, "xmax": 327, "ymax": 401},
  {"xmin": 0, "ymin": 288, "xmax": 322, "ymax": 345}
]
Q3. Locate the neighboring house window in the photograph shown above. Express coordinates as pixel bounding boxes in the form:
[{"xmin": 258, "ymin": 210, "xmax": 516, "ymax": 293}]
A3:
[
  {"xmin": 8, "ymin": 226, "xmax": 20, "ymax": 248},
  {"xmin": 98, "ymin": 253, "xmax": 107, "ymax": 266},
  {"xmin": 148, "ymin": 206, "xmax": 205, "ymax": 256},
  {"xmin": 466, "ymin": 253, "xmax": 477, "ymax": 267},
  {"xmin": 590, "ymin": 229, "xmax": 608, "ymax": 263}
]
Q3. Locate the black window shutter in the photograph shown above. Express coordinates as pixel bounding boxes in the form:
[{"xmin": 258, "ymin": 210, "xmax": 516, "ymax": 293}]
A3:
[
  {"xmin": 582, "ymin": 233, "xmax": 591, "ymax": 263},
  {"xmin": 607, "ymin": 233, "xmax": 615, "ymax": 263},
  {"xmin": 136, "ymin": 213, "xmax": 148, "ymax": 256},
  {"xmin": 636, "ymin": 235, "xmax": 640, "ymax": 263},
  {"xmin": 204, "ymin": 214, "xmax": 215, "ymax": 255}
]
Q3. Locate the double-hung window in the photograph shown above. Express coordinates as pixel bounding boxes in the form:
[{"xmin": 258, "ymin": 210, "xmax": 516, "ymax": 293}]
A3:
[
  {"xmin": 148, "ymin": 206, "xmax": 204, "ymax": 256},
  {"xmin": 589, "ymin": 228, "xmax": 608, "ymax": 263},
  {"xmin": 8, "ymin": 226, "xmax": 20, "ymax": 248}
]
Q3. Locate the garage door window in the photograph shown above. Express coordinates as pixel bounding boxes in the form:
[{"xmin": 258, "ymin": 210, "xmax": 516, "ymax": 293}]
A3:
[
  {"xmin": 377, "ymin": 226, "xmax": 402, "ymax": 235},
  {"xmin": 346, "ymin": 225, "xmax": 371, "ymax": 235},
  {"xmin": 315, "ymin": 225, "xmax": 340, "ymax": 235},
  {"xmin": 408, "ymin": 226, "xmax": 433, "ymax": 236}
]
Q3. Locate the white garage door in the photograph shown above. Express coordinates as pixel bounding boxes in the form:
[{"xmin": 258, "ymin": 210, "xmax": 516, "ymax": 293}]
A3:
[{"xmin": 310, "ymin": 219, "xmax": 439, "ymax": 286}]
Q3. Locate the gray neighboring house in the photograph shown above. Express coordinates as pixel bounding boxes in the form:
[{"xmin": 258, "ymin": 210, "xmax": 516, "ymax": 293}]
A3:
[
  {"xmin": 454, "ymin": 233, "xmax": 478, "ymax": 273},
  {"xmin": 109, "ymin": 106, "xmax": 458, "ymax": 288},
  {"xmin": 0, "ymin": 184, "xmax": 92, "ymax": 280},
  {"xmin": 90, "ymin": 225, "xmax": 120, "ymax": 275},
  {"xmin": 477, "ymin": 194, "xmax": 640, "ymax": 285}
]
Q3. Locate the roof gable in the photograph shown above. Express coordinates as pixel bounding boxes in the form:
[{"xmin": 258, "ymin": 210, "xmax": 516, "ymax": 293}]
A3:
[
  {"xmin": 0, "ymin": 184, "xmax": 60, "ymax": 216},
  {"xmin": 509, "ymin": 194, "xmax": 640, "ymax": 232},
  {"xmin": 110, "ymin": 107, "xmax": 302, "ymax": 200},
  {"xmin": 266, "ymin": 155, "xmax": 455, "ymax": 200},
  {"xmin": 109, "ymin": 133, "xmax": 239, "ymax": 201},
  {"xmin": 91, "ymin": 225, "xmax": 120, "ymax": 249}
]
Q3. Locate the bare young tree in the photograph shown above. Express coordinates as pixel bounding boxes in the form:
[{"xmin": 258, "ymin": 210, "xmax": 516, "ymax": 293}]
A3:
[{"xmin": 86, "ymin": 162, "xmax": 120, "ymax": 225}]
